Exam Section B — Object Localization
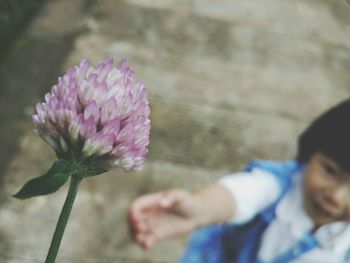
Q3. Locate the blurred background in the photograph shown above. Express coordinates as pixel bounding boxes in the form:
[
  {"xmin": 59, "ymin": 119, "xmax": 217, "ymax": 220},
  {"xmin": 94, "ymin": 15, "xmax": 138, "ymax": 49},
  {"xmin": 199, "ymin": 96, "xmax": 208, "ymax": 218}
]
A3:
[{"xmin": 0, "ymin": 0, "xmax": 350, "ymax": 262}]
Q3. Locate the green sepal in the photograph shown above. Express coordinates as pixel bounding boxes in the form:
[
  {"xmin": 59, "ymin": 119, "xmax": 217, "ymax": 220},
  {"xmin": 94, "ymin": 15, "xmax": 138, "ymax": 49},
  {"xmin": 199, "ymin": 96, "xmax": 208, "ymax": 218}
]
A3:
[
  {"xmin": 79, "ymin": 158, "xmax": 109, "ymax": 177},
  {"xmin": 83, "ymin": 163, "xmax": 108, "ymax": 177},
  {"xmin": 12, "ymin": 159, "xmax": 75, "ymax": 199}
]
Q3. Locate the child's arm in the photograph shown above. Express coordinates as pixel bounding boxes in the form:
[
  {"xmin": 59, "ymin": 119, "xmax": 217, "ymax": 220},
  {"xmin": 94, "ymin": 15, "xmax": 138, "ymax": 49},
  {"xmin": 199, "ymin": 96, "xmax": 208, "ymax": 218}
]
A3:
[
  {"xmin": 192, "ymin": 184, "xmax": 237, "ymax": 226},
  {"xmin": 128, "ymin": 184, "xmax": 236, "ymax": 249},
  {"xmin": 129, "ymin": 169, "xmax": 281, "ymax": 249}
]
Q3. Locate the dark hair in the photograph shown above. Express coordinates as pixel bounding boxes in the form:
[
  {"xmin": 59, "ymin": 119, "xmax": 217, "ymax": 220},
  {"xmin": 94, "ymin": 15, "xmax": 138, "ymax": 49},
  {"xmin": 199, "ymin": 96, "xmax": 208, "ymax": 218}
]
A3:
[{"xmin": 297, "ymin": 99, "xmax": 350, "ymax": 171}]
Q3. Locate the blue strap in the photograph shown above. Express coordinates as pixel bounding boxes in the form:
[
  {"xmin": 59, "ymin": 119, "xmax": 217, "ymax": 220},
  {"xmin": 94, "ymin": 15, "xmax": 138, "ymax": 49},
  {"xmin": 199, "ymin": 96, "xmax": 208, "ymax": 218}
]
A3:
[
  {"xmin": 345, "ymin": 248, "xmax": 350, "ymax": 261},
  {"xmin": 257, "ymin": 232, "xmax": 319, "ymax": 263},
  {"xmin": 243, "ymin": 159, "xmax": 302, "ymax": 195},
  {"xmin": 179, "ymin": 225, "xmax": 228, "ymax": 263},
  {"xmin": 244, "ymin": 160, "xmax": 305, "ymax": 224}
]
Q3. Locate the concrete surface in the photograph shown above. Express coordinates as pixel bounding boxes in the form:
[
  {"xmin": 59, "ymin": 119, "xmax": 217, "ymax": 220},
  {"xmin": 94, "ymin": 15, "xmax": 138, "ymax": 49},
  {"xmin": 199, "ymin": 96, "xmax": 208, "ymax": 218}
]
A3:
[{"xmin": 0, "ymin": 0, "xmax": 350, "ymax": 262}]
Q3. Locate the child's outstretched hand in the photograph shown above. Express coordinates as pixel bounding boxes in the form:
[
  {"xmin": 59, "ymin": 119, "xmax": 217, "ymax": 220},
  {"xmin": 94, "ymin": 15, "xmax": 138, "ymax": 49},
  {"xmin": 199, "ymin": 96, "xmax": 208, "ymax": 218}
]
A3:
[
  {"xmin": 129, "ymin": 189, "xmax": 200, "ymax": 249},
  {"xmin": 129, "ymin": 185, "xmax": 236, "ymax": 249}
]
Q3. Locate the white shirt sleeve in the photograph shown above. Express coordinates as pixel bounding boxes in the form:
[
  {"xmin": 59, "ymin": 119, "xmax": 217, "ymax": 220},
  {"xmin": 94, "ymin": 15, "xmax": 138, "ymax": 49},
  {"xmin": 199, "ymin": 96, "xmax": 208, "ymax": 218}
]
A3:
[{"xmin": 217, "ymin": 168, "xmax": 282, "ymax": 224}]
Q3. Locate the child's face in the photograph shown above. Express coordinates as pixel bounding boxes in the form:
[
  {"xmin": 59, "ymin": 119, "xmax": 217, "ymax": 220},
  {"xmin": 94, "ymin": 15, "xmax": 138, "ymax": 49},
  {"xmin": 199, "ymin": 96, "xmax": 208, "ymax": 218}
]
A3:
[{"xmin": 303, "ymin": 152, "xmax": 350, "ymax": 227}]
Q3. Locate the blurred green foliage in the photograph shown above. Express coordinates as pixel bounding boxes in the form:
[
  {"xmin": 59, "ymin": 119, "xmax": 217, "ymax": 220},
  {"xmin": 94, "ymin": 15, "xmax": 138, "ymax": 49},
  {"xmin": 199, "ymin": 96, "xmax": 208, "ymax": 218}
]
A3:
[{"xmin": 0, "ymin": 0, "xmax": 46, "ymax": 61}]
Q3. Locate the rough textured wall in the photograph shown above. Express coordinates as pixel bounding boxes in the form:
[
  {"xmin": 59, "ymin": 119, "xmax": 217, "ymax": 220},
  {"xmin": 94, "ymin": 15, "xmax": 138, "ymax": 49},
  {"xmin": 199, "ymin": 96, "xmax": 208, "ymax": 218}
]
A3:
[{"xmin": 1, "ymin": 0, "xmax": 350, "ymax": 262}]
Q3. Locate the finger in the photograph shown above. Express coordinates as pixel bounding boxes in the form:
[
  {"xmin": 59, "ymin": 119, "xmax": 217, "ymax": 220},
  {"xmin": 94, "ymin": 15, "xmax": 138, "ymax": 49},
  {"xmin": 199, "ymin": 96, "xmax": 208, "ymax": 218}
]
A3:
[
  {"xmin": 136, "ymin": 233, "xmax": 148, "ymax": 249},
  {"xmin": 136, "ymin": 232, "xmax": 147, "ymax": 244},
  {"xmin": 144, "ymin": 235, "xmax": 158, "ymax": 250},
  {"xmin": 130, "ymin": 189, "xmax": 188, "ymax": 216},
  {"xmin": 128, "ymin": 212, "xmax": 151, "ymax": 241},
  {"xmin": 130, "ymin": 192, "xmax": 164, "ymax": 217},
  {"xmin": 158, "ymin": 195, "xmax": 175, "ymax": 208},
  {"xmin": 135, "ymin": 218, "xmax": 151, "ymax": 235},
  {"xmin": 136, "ymin": 231, "xmax": 157, "ymax": 250}
]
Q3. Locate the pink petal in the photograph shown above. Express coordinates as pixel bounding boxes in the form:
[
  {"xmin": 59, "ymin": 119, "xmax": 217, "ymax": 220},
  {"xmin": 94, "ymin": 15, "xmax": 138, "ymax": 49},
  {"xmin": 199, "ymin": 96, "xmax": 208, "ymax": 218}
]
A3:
[{"xmin": 84, "ymin": 101, "xmax": 100, "ymax": 123}]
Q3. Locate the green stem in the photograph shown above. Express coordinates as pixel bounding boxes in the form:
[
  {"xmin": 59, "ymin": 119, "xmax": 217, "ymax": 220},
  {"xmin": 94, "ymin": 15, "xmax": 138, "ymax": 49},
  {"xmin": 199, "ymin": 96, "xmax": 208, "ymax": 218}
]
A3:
[{"xmin": 45, "ymin": 175, "xmax": 83, "ymax": 263}]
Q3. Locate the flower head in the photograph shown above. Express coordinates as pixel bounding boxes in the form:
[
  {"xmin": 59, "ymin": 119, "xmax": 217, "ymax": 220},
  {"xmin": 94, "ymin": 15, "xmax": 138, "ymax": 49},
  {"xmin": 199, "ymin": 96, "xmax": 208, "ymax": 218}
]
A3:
[{"xmin": 33, "ymin": 58, "xmax": 150, "ymax": 171}]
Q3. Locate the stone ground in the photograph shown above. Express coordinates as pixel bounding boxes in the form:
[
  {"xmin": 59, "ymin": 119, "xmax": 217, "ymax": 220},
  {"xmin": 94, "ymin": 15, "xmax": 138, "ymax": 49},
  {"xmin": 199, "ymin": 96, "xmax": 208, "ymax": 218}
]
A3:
[{"xmin": 0, "ymin": 0, "xmax": 350, "ymax": 262}]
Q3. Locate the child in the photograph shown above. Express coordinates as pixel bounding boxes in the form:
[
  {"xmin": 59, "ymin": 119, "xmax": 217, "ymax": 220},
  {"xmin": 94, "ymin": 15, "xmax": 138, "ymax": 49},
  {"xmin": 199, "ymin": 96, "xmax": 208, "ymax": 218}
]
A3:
[{"xmin": 129, "ymin": 99, "xmax": 350, "ymax": 262}]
